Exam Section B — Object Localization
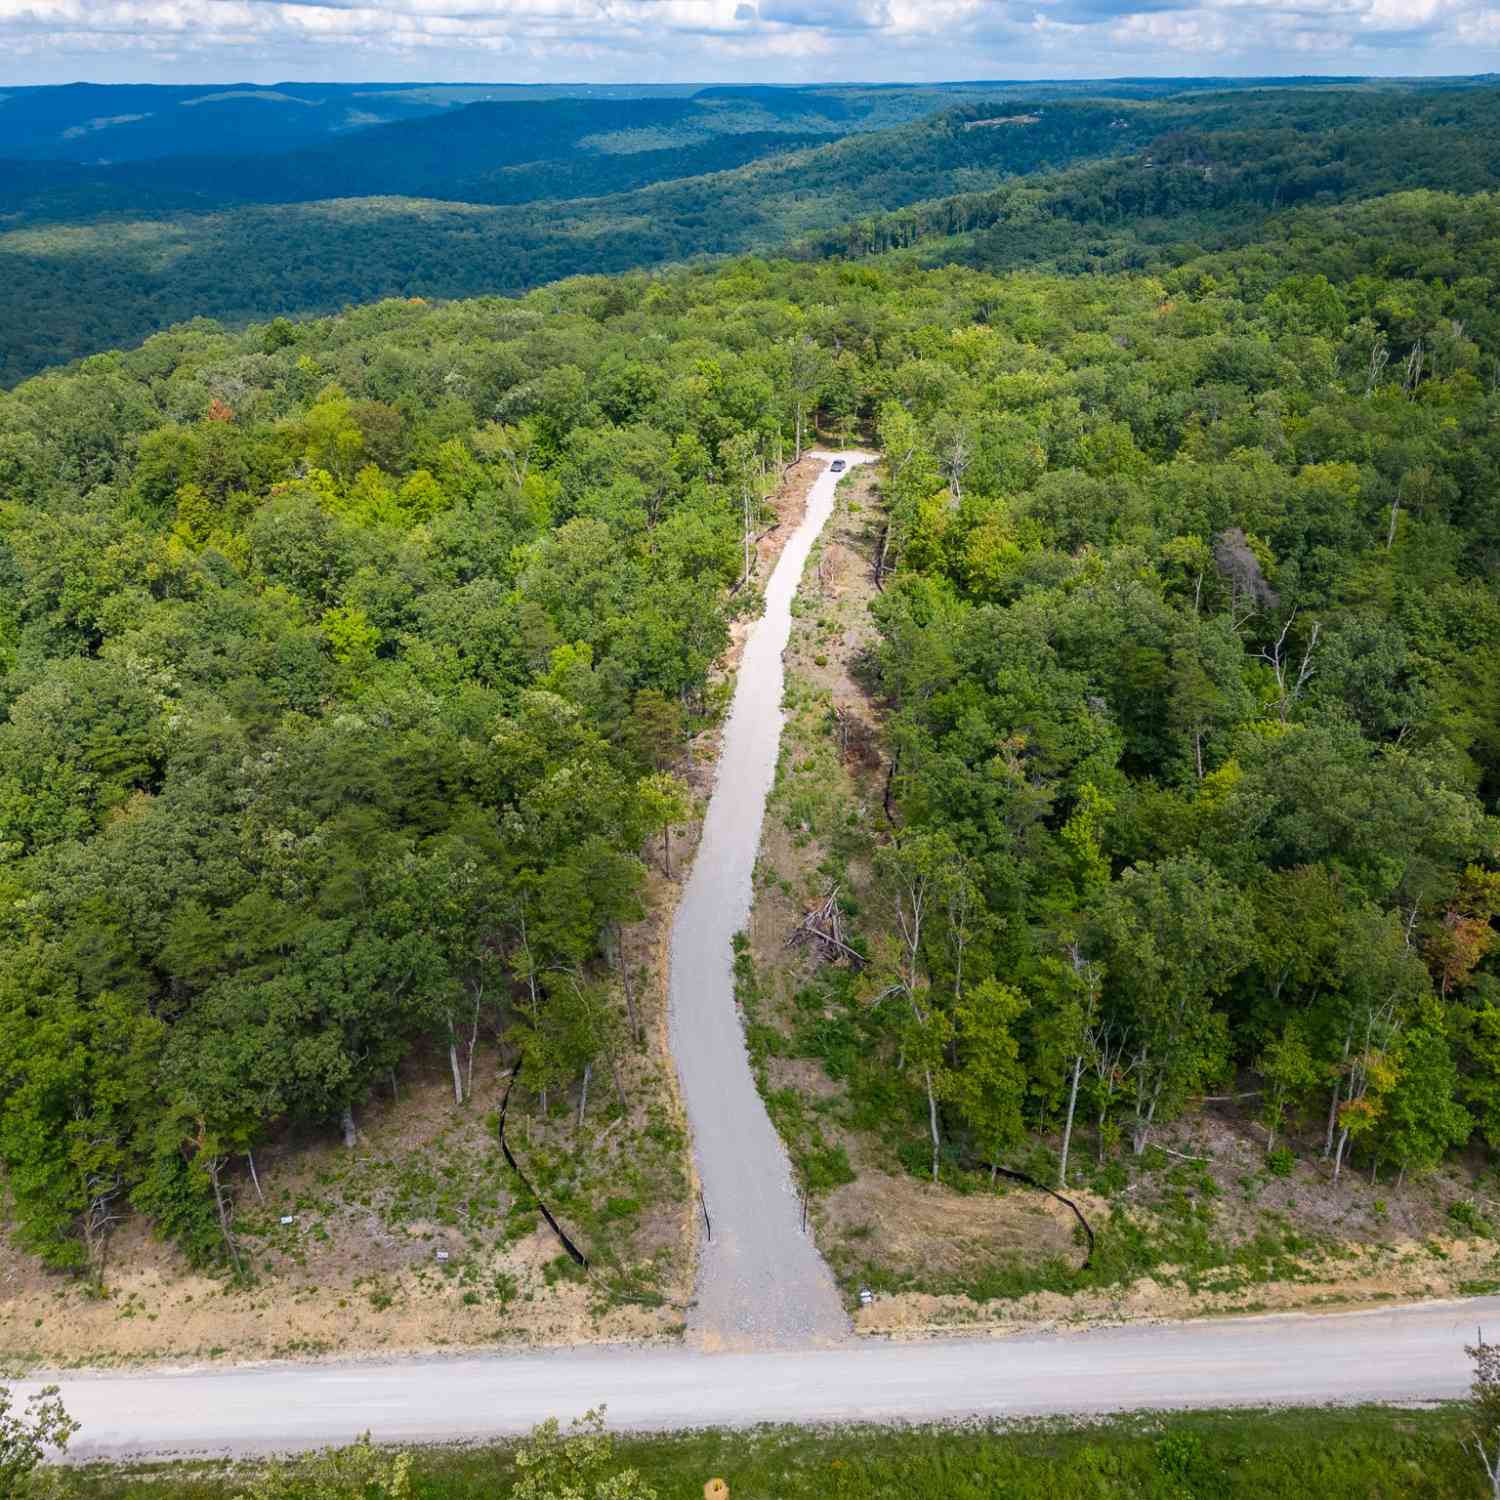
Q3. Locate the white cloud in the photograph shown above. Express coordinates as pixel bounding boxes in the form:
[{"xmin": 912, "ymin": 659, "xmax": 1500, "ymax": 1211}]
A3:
[{"xmin": 2, "ymin": 0, "xmax": 1497, "ymax": 80}]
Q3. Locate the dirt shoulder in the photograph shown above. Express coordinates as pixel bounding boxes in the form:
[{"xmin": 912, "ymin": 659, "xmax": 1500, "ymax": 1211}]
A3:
[
  {"xmin": 741, "ymin": 462, "xmax": 1500, "ymax": 1341},
  {"xmin": 0, "ymin": 457, "xmax": 833, "ymax": 1375}
]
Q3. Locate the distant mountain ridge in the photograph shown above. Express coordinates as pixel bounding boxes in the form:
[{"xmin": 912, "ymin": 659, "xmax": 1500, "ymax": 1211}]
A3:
[{"xmin": 3, "ymin": 77, "xmax": 1500, "ymax": 385}]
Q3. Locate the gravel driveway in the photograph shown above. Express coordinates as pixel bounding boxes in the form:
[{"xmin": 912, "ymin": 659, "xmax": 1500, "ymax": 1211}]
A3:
[{"xmin": 667, "ymin": 452, "xmax": 873, "ymax": 1350}]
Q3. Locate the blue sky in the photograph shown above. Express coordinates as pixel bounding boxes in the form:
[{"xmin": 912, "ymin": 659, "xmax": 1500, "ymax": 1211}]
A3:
[{"xmin": 5, "ymin": 0, "xmax": 1499, "ymax": 87}]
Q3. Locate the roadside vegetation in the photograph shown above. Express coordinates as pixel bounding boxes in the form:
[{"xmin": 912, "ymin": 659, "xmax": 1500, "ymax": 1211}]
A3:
[
  {"xmin": 747, "ymin": 459, "xmax": 1500, "ymax": 1326},
  {"xmin": 22, "ymin": 1404, "xmax": 1492, "ymax": 1498},
  {"xmin": 0, "ymin": 273, "xmax": 821, "ymax": 1353}
]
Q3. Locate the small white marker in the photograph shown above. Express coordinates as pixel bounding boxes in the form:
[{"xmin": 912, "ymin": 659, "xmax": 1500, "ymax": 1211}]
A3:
[{"xmin": 280, "ymin": 1216, "xmax": 296, "ymax": 1226}]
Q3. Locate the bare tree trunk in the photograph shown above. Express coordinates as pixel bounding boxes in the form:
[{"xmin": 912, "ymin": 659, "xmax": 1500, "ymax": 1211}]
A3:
[
  {"xmin": 577, "ymin": 1061, "xmax": 591, "ymax": 1128},
  {"xmin": 389, "ymin": 1068, "xmax": 400, "ymax": 1103},
  {"xmin": 1130, "ymin": 1056, "xmax": 1160, "ymax": 1155},
  {"xmin": 246, "ymin": 1150, "xmax": 264, "ymax": 1203},
  {"xmin": 1059, "ymin": 1052, "xmax": 1083, "ymax": 1189},
  {"xmin": 207, "ymin": 1157, "xmax": 243, "ymax": 1278},
  {"xmin": 1324, "ymin": 1032, "xmax": 1350, "ymax": 1158},
  {"xmin": 79, "ymin": 1172, "xmax": 122, "ymax": 1293},
  {"xmin": 1332, "ymin": 1125, "xmax": 1350, "ymax": 1184},
  {"xmin": 465, "ymin": 987, "xmax": 482, "ymax": 1102},
  {"xmin": 743, "ymin": 490, "xmax": 752, "ymax": 588},
  {"xmin": 924, "ymin": 1068, "xmax": 941, "ymax": 1183},
  {"xmin": 614, "ymin": 923, "xmax": 641, "ymax": 1046},
  {"xmin": 448, "ymin": 1026, "xmax": 464, "ymax": 1107},
  {"xmin": 341, "ymin": 1105, "xmax": 357, "ymax": 1150},
  {"xmin": 662, "ymin": 826, "xmax": 672, "ymax": 879}
]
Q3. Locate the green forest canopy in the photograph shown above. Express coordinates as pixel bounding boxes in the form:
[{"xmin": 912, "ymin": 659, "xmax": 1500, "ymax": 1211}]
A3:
[
  {"xmin": 0, "ymin": 179, "xmax": 1498, "ymax": 1280},
  {"xmin": 9, "ymin": 81, "xmax": 1500, "ymax": 388}
]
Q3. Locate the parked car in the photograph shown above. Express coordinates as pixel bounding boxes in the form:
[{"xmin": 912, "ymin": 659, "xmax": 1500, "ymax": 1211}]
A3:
[{"xmin": 830, "ymin": 459, "xmax": 846, "ymax": 473}]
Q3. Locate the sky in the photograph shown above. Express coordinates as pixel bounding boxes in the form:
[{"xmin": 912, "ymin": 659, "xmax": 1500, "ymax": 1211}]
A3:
[{"xmin": 4, "ymin": 0, "xmax": 1500, "ymax": 88}]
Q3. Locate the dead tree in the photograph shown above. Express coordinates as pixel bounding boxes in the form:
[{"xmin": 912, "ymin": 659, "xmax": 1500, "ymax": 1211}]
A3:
[
  {"xmin": 1365, "ymin": 334, "xmax": 1389, "ymax": 396},
  {"xmin": 1257, "ymin": 610, "xmax": 1320, "ymax": 723},
  {"xmin": 1213, "ymin": 527, "xmax": 1279, "ymax": 630},
  {"xmin": 1467, "ymin": 1329, "xmax": 1500, "ymax": 1499},
  {"xmin": 786, "ymin": 886, "xmax": 865, "ymax": 966}
]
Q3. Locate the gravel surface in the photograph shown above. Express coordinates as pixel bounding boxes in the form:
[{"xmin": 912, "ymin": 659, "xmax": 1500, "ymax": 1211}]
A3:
[
  {"xmin": 668, "ymin": 452, "xmax": 873, "ymax": 1350},
  {"xmin": 36, "ymin": 1295, "xmax": 1492, "ymax": 1460}
]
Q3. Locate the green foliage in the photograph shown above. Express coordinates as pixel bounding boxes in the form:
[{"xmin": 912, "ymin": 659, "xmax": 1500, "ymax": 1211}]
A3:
[
  {"xmin": 510, "ymin": 1409, "xmax": 655, "ymax": 1500},
  {"xmin": 0, "ymin": 264, "xmax": 800, "ymax": 1275},
  {"xmin": 6, "ymin": 106, "xmax": 1500, "ymax": 1289},
  {"xmin": 14, "ymin": 83, "xmax": 1500, "ymax": 387},
  {"xmin": 43, "ymin": 1407, "xmax": 1485, "ymax": 1500},
  {"xmin": 235, "ymin": 1434, "xmax": 411, "ymax": 1500},
  {"xmin": 1265, "ymin": 1148, "xmax": 1296, "ymax": 1179},
  {"xmin": 0, "ymin": 1383, "xmax": 78, "ymax": 1498}
]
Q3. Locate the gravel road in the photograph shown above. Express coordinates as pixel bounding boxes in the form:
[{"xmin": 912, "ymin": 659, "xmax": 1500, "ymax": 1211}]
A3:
[
  {"xmin": 33, "ymin": 1295, "xmax": 1492, "ymax": 1460},
  {"xmin": 668, "ymin": 451, "xmax": 872, "ymax": 1350}
]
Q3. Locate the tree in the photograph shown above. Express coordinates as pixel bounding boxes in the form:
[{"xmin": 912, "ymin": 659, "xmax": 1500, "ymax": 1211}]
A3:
[
  {"xmin": 718, "ymin": 430, "xmax": 764, "ymax": 588},
  {"xmin": 1375, "ymin": 1021, "xmax": 1471, "ymax": 1180},
  {"xmin": 1091, "ymin": 858, "xmax": 1254, "ymax": 1154},
  {"xmin": 1034, "ymin": 943, "xmax": 1105, "ymax": 1189},
  {"xmin": 780, "ymin": 334, "xmax": 831, "ymax": 460},
  {"xmin": 1256, "ymin": 1017, "xmax": 1318, "ymax": 1157},
  {"xmin": 1468, "ymin": 1331, "xmax": 1500, "ymax": 1500},
  {"xmin": 1320, "ymin": 907, "xmax": 1434, "ymax": 1183},
  {"xmin": 636, "ymin": 772, "xmax": 693, "ymax": 880},
  {"xmin": 0, "ymin": 952, "xmax": 162, "ymax": 1286},
  {"xmin": 621, "ymin": 689, "xmax": 683, "ymax": 775},
  {"xmin": 946, "ymin": 979, "xmax": 1028, "ymax": 1182},
  {"xmin": 869, "ymin": 833, "xmax": 973, "ymax": 1182},
  {"xmin": 511, "ymin": 1408, "xmax": 657, "ymax": 1500},
  {"xmin": 875, "ymin": 402, "xmax": 942, "ymax": 584},
  {"xmin": 238, "ymin": 1433, "xmax": 412, "ymax": 1500},
  {"xmin": 0, "ymin": 1384, "xmax": 78, "ymax": 1497}
]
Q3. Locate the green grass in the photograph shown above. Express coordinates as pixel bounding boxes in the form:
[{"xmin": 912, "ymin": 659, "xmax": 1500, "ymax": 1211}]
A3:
[{"xmin": 56, "ymin": 1406, "xmax": 1481, "ymax": 1498}]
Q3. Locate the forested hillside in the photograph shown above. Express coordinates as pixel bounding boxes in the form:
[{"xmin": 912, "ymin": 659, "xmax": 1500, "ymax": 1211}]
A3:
[
  {"xmin": 1, "ymin": 131, "xmax": 1499, "ymax": 1291},
  {"xmin": 9, "ymin": 81, "xmax": 1500, "ymax": 389},
  {"xmin": 773, "ymin": 190, "xmax": 1500, "ymax": 1214},
  {"xmin": 0, "ymin": 98, "xmax": 1151, "ymax": 385},
  {"xmin": 0, "ymin": 279, "xmax": 808, "ymax": 1277},
  {"xmin": 0, "ymin": 81, "xmax": 702, "ymax": 162},
  {"xmin": 802, "ymin": 85, "xmax": 1500, "ymax": 268}
]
